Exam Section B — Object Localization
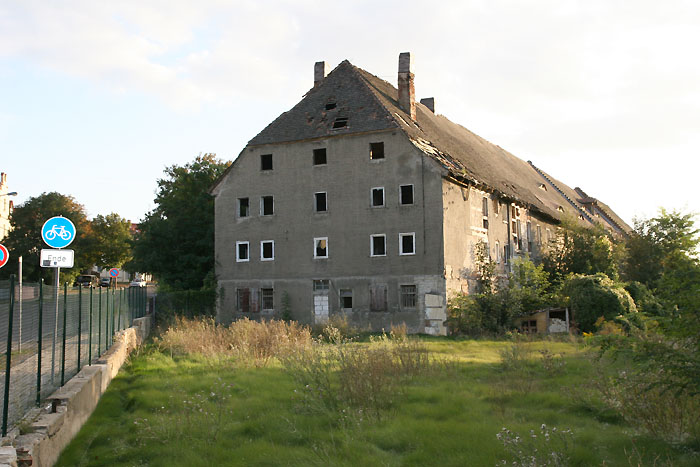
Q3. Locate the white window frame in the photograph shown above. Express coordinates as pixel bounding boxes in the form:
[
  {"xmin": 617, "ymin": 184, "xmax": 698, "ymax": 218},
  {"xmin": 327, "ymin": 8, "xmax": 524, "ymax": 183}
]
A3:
[
  {"xmin": 314, "ymin": 191, "xmax": 328, "ymax": 213},
  {"xmin": 236, "ymin": 241, "xmax": 250, "ymax": 262},
  {"xmin": 314, "ymin": 237, "xmax": 329, "ymax": 259},
  {"xmin": 260, "ymin": 240, "xmax": 275, "ymax": 261},
  {"xmin": 399, "ymin": 184, "xmax": 414, "ymax": 206},
  {"xmin": 495, "ymin": 241, "xmax": 501, "ymax": 263},
  {"xmin": 399, "ymin": 232, "xmax": 416, "ymax": 256},
  {"xmin": 260, "ymin": 195, "xmax": 274, "ymax": 216},
  {"xmin": 371, "ymin": 187, "xmax": 385, "ymax": 207},
  {"xmin": 370, "ymin": 234, "xmax": 387, "ymax": 257}
]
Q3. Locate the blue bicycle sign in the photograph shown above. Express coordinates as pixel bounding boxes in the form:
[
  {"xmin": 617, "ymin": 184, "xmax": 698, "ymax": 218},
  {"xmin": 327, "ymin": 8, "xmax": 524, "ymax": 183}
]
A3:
[{"xmin": 41, "ymin": 216, "xmax": 76, "ymax": 248}]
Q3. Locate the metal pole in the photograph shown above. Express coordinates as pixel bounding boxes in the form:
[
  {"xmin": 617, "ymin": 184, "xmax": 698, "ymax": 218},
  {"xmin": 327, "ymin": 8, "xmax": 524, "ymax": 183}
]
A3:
[
  {"xmin": 77, "ymin": 286, "xmax": 82, "ymax": 370},
  {"xmin": 36, "ymin": 279, "xmax": 43, "ymax": 406},
  {"xmin": 51, "ymin": 267, "xmax": 60, "ymax": 384},
  {"xmin": 2, "ymin": 275, "xmax": 16, "ymax": 436},
  {"xmin": 98, "ymin": 286, "xmax": 102, "ymax": 356},
  {"xmin": 18, "ymin": 256, "xmax": 22, "ymax": 352},
  {"xmin": 111, "ymin": 286, "xmax": 115, "ymax": 339},
  {"xmin": 88, "ymin": 286, "xmax": 93, "ymax": 365},
  {"xmin": 61, "ymin": 282, "xmax": 67, "ymax": 386}
]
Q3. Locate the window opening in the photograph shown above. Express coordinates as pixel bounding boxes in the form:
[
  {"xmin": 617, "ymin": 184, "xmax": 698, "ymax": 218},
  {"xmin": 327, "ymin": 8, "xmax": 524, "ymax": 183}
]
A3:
[
  {"xmin": 261, "ymin": 240, "xmax": 274, "ymax": 261},
  {"xmin": 236, "ymin": 241, "xmax": 249, "ymax": 262},
  {"xmin": 537, "ymin": 225, "xmax": 542, "ymax": 245},
  {"xmin": 369, "ymin": 142, "xmax": 385, "ymax": 159},
  {"xmin": 399, "ymin": 232, "xmax": 415, "ymax": 255},
  {"xmin": 370, "ymin": 284, "xmax": 388, "ymax": 311},
  {"xmin": 314, "ymin": 237, "xmax": 328, "ymax": 258},
  {"xmin": 261, "ymin": 288, "xmax": 274, "ymax": 310},
  {"xmin": 332, "ymin": 117, "xmax": 348, "ymax": 128},
  {"xmin": 261, "ymin": 196, "xmax": 274, "ymax": 215},
  {"xmin": 527, "ymin": 221, "xmax": 532, "ymax": 251},
  {"xmin": 371, "ymin": 234, "xmax": 386, "ymax": 256},
  {"xmin": 495, "ymin": 241, "xmax": 501, "ymax": 263},
  {"xmin": 371, "ymin": 187, "xmax": 385, "ymax": 207},
  {"xmin": 399, "ymin": 184, "xmax": 414, "ymax": 205},
  {"xmin": 238, "ymin": 198, "xmax": 249, "ymax": 218},
  {"xmin": 313, "ymin": 148, "xmax": 327, "ymax": 165},
  {"xmin": 315, "ymin": 192, "xmax": 327, "ymax": 212},
  {"xmin": 340, "ymin": 289, "xmax": 353, "ymax": 309},
  {"xmin": 325, "ymin": 102, "xmax": 336, "ymax": 110},
  {"xmin": 313, "ymin": 279, "xmax": 329, "ymax": 291},
  {"xmin": 260, "ymin": 154, "xmax": 273, "ymax": 171},
  {"xmin": 400, "ymin": 285, "xmax": 417, "ymax": 309},
  {"xmin": 237, "ymin": 288, "xmax": 258, "ymax": 313}
]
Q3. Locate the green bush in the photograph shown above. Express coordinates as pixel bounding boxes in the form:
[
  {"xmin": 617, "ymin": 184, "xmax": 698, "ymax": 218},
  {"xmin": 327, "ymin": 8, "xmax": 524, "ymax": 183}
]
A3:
[
  {"xmin": 446, "ymin": 293, "xmax": 483, "ymax": 336},
  {"xmin": 624, "ymin": 281, "xmax": 664, "ymax": 315},
  {"xmin": 562, "ymin": 273, "xmax": 636, "ymax": 332}
]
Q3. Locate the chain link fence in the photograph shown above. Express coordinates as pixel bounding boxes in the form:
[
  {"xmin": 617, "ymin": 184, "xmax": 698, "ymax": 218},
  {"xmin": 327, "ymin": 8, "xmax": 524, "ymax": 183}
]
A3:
[{"xmin": 0, "ymin": 276, "xmax": 150, "ymax": 436}]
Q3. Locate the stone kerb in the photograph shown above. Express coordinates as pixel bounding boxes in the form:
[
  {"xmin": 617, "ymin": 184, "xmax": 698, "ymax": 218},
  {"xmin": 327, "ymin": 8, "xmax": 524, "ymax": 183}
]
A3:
[{"xmin": 2, "ymin": 316, "xmax": 151, "ymax": 467}]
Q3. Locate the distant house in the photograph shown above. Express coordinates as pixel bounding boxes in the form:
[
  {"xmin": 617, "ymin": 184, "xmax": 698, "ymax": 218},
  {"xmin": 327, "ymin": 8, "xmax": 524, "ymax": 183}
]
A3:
[
  {"xmin": 0, "ymin": 172, "xmax": 15, "ymax": 240},
  {"xmin": 210, "ymin": 53, "xmax": 630, "ymax": 335}
]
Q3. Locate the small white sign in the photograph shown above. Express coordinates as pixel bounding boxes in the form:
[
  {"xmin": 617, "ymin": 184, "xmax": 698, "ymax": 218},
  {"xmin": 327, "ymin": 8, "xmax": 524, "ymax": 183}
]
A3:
[{"xmin": 40, "ymin": 249, "xmax": 74, "ymax": 268}]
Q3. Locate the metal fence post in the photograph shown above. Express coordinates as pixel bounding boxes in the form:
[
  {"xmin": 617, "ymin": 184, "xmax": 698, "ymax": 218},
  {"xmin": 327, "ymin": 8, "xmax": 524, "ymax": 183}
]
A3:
[
  {"xmin": 77, "ymin": 285, "xmax": 82, "ymax": 370},
  {"xmin": 98, "ymin": 286, "xmax": 102, "ymax": 356},
  {"xmin": 111, "ymin": 286, "xmax": 115, "ymax": 339},
  {"xmin": 61, "ymin": 282, "xmax": 67, "ymax": 386},
  {"xmin": 2, "ymin": 275, "xmax": 16, "ymax": 437},
  {"xmin": 36, "ymin": 279, "xmax": 44, "ymax": 406},
  {"xmin": 117, "ymin": 288, "xmax": 122, "ymax": 331},
  {"xmin": 88, "ymin": 286, "xmax": 93, "ymax": 365}
]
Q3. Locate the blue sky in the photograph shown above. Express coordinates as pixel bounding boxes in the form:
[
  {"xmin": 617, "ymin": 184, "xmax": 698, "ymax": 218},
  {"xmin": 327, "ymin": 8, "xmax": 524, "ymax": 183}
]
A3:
[{"xmin": 1, "ymin": 0, "xmax": 698, "ymax": 225}]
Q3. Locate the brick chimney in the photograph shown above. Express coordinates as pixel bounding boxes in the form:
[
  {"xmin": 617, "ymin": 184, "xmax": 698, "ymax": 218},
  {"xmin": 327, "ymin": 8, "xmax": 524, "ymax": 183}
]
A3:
[
  {"xmin": 420, "ymin": 97, "xmax": 435, "ymax": 113},
  {"xmin": 314, "ymin": 61, "xmax": 329, "ymax": 87},
  {"xmin": 398, "ymin": 52, "xmax": 416, "ymax": 120}
]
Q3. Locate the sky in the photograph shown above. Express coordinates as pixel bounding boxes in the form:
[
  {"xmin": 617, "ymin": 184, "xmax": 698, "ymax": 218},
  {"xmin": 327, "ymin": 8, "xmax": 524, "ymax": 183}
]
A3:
[{"xmin": 1, "ymin": 0, "xmax": 698, "ymax": 227}]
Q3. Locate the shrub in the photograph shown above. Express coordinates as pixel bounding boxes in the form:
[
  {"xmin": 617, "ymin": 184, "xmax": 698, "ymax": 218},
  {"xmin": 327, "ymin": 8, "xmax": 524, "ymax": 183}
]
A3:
[
  {"xmin": 562, "ymin": 274, "xmax": 636, "ymax": 332},
  {"xmin": 446, "ymin": 293, "xmax": 483, "ymax": 336}
]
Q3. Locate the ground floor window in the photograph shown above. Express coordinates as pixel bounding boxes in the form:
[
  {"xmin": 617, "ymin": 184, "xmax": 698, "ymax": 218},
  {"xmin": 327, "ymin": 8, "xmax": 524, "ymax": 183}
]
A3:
[
  {"xmin": 370, "ymin": 284, "xmax": 387, "ymax": 311},
  {"xmin": 313, "ymin": 279, "xmax": 329, "ymax": 292},
  {"xmin": 261, "ymin": 288, "xmax": 274, "ymax": 310},
  {"xmin": 340, "ymin": 289, "xmax": 353, "ymax": 309},
  {"xmin": 400, "ymin": 285, "xmax": 417, "ymax": 309},
  {"xmin": 236, "ymin": 288, "xmax": 259, "ymax": 313}
]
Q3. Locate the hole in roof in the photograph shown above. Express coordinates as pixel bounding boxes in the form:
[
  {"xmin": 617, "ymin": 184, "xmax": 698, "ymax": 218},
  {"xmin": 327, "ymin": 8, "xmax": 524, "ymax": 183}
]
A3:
[
  {"xmin": 332, "ymin": 117, "xmax": 348, "ymax": 129},
  {"xmin": 538, "ymin": 183, "xmax": 547, "ymax": 191},
  {"xmin": 325, "ymin": 102, "xmax": 337, "ymax": 110},
  {"xmin": 557, "ymin": 206, "xmax": 564, "ymax": 212}
]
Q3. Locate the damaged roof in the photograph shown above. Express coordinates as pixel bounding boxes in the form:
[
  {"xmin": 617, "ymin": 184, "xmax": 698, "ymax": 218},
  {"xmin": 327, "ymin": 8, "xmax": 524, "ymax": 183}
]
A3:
[{"xmin": 245, "ymin": 60, "xmax": 629, "ymax": 233}]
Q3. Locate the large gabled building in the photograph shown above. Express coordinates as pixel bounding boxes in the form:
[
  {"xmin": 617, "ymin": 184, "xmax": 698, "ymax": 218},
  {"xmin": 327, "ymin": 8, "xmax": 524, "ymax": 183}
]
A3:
[{"xmin": 210, "ymin": 53, "xmax": 630, "ymax": 335}]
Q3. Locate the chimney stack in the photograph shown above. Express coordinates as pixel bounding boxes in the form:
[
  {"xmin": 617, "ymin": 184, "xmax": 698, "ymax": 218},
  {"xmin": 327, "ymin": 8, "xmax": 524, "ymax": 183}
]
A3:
[
  {"xmin": 314, "ymin": 61, "xmax": 329, "ymax": 87},
  {"xmin": 398, "ymin": 52, "xmax": 416, "ymax": 120},
  {"xmin": 420, "ymin": 97, "xmax": 435, "ymax": 113}
]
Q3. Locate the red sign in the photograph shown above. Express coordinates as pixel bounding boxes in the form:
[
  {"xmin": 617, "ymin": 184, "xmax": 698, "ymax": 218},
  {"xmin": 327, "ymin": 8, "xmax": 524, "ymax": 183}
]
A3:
[
  {"xmin": 109, "ymin": 268, "xmax": 120, "ymax": 277},
  {"xmin": 0, "ymin": 243, "xmax": 8, "ymax": 268}
]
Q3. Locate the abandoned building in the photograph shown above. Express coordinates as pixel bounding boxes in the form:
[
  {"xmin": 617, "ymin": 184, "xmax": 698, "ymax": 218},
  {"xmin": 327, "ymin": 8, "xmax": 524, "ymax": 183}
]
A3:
[{"xmin": 210, "ymin": 53, "xmax": 630, "ymax": 335}]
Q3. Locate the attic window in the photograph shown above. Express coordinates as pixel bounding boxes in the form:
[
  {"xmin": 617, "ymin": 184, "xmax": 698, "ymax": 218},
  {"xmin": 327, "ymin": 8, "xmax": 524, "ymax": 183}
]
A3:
[
  {"xmin": 369, "ymin": 142, "xmax": 385, "ymax": 160},
  {"xmin": 539, "ymin": 183, "xmax": 547, "ymax": 191},
  {"xmin": 325, "ymin": 102, "xmax": 337, "ymax": 110},
  {"xmin": 260, "ymin": 154, "xmax": 273, "ymax": 171},
  {"xmin": 332, "ymin": 117, "xmax": 348, "ymax": 129},
  {"xmin": 557, "ymin": 206, "xmax": 564, "ymax": 213},
  {"xmin": 313, "ymin": 148, "xmax": 327, "ymax": 165}
]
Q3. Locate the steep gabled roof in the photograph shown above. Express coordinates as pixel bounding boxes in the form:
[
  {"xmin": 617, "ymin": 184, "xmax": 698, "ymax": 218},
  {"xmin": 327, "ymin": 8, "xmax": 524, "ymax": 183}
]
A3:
[{"xmin": 243, "ymin": 59, "xmax": 629, "ymax": 232}]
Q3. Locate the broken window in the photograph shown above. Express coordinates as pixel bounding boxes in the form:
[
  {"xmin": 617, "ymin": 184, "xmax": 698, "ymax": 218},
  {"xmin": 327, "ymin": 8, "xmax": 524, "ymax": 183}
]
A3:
[
  {"xmin": 516, "ymin": 219, "xmax": 522, "ymax": 250},
  {"xmin": 313, "ymin": 279, "xmax": 329, "ymax": 291},
  {"xmin": 399, "ymin": 184, "xmax": 414, "ymax": 205},
  {"xmin": 400, "ymin": 285, "xmax": 417, "ymax": 309},
  {"xmin": 369, "ymin": 142, "xmax": 385, "ymax": 160},
  {"xmin": 371, "ymin": 187, "xmax": 385, "ymax": 207},
  {"xmin": 237, "ymin": 288, "xmax": 258, "ymax": 313},
  {"xmin": 236, "ymin": 241, "xmax": 249, "ymax": 262},
  {"xmin": 261, "ymin": 240, "xmax": 274, "ymax": 261},
  {"xmin": 340, "ymin": 289, "xmax": 353, "ymax": 310},
  {"xmin": 504, "ymin": 244, "xmax": 510, "ymax": 264},
  {"xmin": 399, "ymin": 232, "xmax": 415, "ymax": 255},
  {"xmin": 527, "ymin": 221, "xmax": 532, "ymax": 252},
  {"xmin": 314, "ymin": 237, "xmax": 328, "ymax": 259},
  {"xmin": 482, "ymin": 197, "xmax": 489, "ymax": 216},
  {"xmin": 370, "ymin": 234, "xmax": 386, "ymax": 257},
  {"xmin": 261, "ymin": 288, "xmax": 274, "ymax": 311},
  {"xmin": 332, "ymin": 117, "xmax": 348, "ymax": 128},
  {"xmin": 313, "ymin": 148, "xmax": 327, "ymax": 165},
  {"xmin": 260, "ymin": 154, "xmax": 273, "ymax": 171},
  {"xmin": 261, "ymin": 196, "xmax": 274, "ymax": 216},
  {"xmin": 238, "ymin": 198, "xmax": 249, "ymax": 218},
  {"xmin": 314, "ymin": 192, "xmax": 327, "ymax": 212},
  {"xmin": 370, "ymin": 284, "xmax": 387, "ymax": 311}
]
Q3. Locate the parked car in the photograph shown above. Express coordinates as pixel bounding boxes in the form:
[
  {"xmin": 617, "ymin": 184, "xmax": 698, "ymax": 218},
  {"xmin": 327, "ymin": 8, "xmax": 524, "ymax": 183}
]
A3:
[
  {"xmin": 100, "ymin": 277, "xmax": 111, "ymax": 287},
  {"xmin": 129, "ymin": 278, "xmax": 146, "ymax": 288},
  {"xmin": 74, "ymin": 275, "xmax": 99, "ymax": 287}
]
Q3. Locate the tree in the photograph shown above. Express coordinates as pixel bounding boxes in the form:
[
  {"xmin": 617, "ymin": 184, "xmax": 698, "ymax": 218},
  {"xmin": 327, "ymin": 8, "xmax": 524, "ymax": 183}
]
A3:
[
  {"xmin": 563, "ymin": 273, "xmax": 637, "ymax": 332},
  {"xmin": 130, "ymin": 154, "xmax": 230, "ymax": 290},
  {"xmin": 90, "ymin": 213, "xmax": 133, "ymax": 269},
  {"xmin": 0, "ymin": 192, "xmax": 94, "ymax": 283}
]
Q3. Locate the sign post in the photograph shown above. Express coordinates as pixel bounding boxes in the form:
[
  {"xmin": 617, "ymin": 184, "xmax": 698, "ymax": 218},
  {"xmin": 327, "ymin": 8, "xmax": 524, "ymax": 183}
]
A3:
[
  {"xmin": 40, "ymin": 216, "xmax": 76, "ymax": 385},
  {"xmin": 109, "ymin": 268, "xmax": 119, "ymax": 288},
  {"xmin": 18, "ymin": 256, "xmax": 22, "ymax": 352}
]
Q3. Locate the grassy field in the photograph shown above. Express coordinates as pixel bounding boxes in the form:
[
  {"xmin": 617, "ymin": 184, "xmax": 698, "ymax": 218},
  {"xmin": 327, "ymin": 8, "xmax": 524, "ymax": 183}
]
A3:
[{"xmin": 56, "ymin": 325, "xmax": 697, "ymax": 466}]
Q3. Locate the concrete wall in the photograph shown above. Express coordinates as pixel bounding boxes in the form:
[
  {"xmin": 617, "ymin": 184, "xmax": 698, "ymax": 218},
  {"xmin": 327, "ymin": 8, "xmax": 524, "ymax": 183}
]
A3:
[
  {"xmin": 213, "ymin": 130, "xmax": 448, "ymax": 333},
  {"xmin": 1, "ymin": 317, "xmax": 151, "ymax": 467}
]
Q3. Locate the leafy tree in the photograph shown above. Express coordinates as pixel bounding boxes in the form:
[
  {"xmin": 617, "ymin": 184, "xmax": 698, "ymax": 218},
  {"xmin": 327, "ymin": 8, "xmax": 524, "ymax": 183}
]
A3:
[
  {"xmin": 130, "ymin": 154, "xmax": 230, "ymax": 290},
  {"xmin": 508, "ymin": 256, "xmax": 552, "ymax": 315},
  {"xmin": 90, "ymin": 213, "xmax": 133, "ymax": 269},
  {"xmin": 562, "ymin": 273, "xmax": 637, "ymax": 332},
  {"xmin": 0, "ymin": 192, "xmax": 94, "ymax": 283}
]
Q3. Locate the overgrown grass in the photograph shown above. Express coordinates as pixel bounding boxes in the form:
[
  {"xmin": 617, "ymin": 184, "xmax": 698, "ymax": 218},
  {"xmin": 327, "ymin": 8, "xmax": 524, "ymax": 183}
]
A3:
[{"xmin": 56, "ymin": 319, "xmax": 699, "ymax": 466}]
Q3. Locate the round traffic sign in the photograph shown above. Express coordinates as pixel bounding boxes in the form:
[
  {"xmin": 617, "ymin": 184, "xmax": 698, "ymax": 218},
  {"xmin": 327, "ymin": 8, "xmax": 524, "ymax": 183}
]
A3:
[
  {"xmin": 109, "ymin": 268, "xmax": 119, "ymax": 277},
  {"xmin": 41, "ymin": 216, "xmax": 76, "ymax": 249},
  {"xmin": 0, "ymin": 244, "xmax": 8, "ymax": 268}
]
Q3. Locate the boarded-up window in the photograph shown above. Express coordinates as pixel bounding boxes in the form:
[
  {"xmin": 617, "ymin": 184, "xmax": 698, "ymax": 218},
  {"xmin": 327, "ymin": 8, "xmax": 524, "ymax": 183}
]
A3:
[
  {"xmin": 400, "ymin": 285, "xmax": 417, "ymax": 309},
  {"xmin": 370, "ymin": 284, "xmax": 387, "ymax": 311},
  {"xmin": 237, "ymin": 288, "xmax": 259, "ymax": 313}
]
